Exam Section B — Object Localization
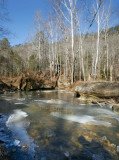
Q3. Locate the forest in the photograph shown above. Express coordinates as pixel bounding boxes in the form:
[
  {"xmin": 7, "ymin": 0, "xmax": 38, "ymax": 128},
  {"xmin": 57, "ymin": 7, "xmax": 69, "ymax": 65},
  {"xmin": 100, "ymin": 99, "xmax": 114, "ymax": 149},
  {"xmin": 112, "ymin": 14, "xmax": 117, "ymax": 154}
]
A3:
[{"xmin": 0, "ymin": 0, "xmax": 119, "ymax": 83}]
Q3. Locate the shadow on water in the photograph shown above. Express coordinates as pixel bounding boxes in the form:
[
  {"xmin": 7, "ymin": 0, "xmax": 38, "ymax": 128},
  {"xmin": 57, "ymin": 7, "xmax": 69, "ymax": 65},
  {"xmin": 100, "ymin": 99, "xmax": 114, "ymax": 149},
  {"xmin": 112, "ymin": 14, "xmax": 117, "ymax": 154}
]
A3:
[
  {"xmin": 72, "ymin": 136, "xmax": 113, "ymax": 160},
  {"xmin": 53, "ymin": 120, "xmax": 116, "ymax": 160}
]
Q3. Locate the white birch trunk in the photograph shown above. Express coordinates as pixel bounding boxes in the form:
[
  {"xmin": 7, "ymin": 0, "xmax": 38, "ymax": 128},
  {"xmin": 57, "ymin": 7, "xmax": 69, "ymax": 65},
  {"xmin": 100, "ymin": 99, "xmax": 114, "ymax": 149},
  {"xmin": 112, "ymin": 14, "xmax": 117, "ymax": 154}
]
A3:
[
  {"xmin": 94, "ymin": 11, "xmax": 100, "ymax": 79},
  {"xmin": 38, "ymin": 29, "xmax": 41, "ymax": 70},
  {"xmin": 80, "ymin": 34, "xmax": 85, "ymax": 81},
  {"xmin": 70, "ymin": 0, "xmax": 74, "ymax": 83}
]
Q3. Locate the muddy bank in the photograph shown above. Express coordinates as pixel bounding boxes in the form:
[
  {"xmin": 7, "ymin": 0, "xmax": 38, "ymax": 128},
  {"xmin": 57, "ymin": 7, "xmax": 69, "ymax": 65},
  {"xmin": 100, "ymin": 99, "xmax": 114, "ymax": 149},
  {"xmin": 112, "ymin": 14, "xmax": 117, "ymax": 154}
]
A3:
[
  {"xmin": 0, "ymin": 72, "xmax": 58, "ymax": 92},
  {"xmin": 0, "ymin": 80, "xmax": 16, "ymax": 93}
]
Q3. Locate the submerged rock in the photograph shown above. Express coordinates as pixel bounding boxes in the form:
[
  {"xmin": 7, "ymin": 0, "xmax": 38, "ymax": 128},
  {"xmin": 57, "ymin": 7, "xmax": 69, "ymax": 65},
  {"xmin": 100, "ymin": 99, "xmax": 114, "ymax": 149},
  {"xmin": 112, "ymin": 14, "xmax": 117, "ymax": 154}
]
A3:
[
  {"xmin": 22, "ymin": 145, "xmax": 27, "ymax": 151},
  {"xmin": 112, "ymin": 104, "xmax": 119, "ymax": 113}
]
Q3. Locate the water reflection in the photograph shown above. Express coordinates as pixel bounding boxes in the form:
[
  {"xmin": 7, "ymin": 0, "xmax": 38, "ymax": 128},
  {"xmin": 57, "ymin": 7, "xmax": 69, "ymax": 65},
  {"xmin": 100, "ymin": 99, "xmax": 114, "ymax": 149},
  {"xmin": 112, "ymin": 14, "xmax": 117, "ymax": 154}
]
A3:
[{"xmin": 0, "ymin": 90, "xmax": 119, "ymax": 159}]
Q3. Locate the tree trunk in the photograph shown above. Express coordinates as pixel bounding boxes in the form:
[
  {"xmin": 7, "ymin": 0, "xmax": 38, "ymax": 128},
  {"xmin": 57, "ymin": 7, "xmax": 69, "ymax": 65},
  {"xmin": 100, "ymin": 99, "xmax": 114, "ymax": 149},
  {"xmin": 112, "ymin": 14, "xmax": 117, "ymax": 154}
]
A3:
[
  {"xmin": 70, "ymin": 1, "xmax": 74, "ymax": 83},
  {"xmin": 94, "ymin": 12, "xmax": 100, "ymax": 79}
]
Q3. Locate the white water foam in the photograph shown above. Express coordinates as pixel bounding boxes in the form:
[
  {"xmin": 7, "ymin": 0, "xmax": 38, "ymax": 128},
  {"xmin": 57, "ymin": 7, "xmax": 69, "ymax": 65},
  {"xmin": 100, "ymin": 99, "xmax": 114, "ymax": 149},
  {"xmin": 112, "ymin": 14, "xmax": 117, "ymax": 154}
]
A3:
[
  {"xmin": 5, "ymin": 110, "xmax": 37, "ymax": 159},
  {"xmin": 41, "ymin": 90, "xmax": 57, "ymax": 93},
  {"xmin": 6, "ymin": 110, "xmax": 34, "ymax": 148},
  {"xmin": 6, "ymin": 110, "xmax": 28, "ymax": 125},
  {"xmin": 51, "ymin": 112, "xmax": 111, "ymax": 126},
  {"xmin": 14, "ymin": 102, "xmax": 25, "ymax": 105}
]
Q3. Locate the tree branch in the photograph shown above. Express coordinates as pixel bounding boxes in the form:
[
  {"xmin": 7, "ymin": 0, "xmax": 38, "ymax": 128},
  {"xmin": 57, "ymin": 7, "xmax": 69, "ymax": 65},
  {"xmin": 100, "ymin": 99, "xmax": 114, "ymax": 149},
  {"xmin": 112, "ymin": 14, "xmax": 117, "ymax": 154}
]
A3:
[{"xmin": 88, "ymin": 0, "xmax": 103, "ymax": 31}]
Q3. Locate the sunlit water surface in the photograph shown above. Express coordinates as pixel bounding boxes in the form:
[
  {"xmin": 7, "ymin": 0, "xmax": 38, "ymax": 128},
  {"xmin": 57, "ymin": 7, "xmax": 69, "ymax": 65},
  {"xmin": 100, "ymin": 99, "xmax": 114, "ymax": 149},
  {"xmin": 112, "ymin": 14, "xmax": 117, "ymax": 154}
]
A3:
[{"xmin": 0, "ymin": 90, "xmax": 119, "ymax": 160}]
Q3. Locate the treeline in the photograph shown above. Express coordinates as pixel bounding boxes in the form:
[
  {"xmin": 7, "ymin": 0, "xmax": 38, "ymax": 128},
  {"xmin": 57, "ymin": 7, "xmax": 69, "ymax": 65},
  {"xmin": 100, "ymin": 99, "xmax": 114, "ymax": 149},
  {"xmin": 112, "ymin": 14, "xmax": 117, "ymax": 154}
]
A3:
[
  {"xmin": 0, "ymin": 24, "xmax": 119, "ymax": 81},
  {"xmin": 0, "ymin": 0, "xmax": 119, "ymax": 83},
  {"xmin": 0, "ymin": 38, "xmax": 24, "ymax": 76}
]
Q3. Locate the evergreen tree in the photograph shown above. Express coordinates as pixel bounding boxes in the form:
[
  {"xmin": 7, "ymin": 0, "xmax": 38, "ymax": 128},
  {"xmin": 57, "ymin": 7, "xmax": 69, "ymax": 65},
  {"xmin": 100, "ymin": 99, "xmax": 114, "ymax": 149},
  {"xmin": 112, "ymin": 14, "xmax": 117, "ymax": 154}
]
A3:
[{"xmin": 0, "ymin": 38, "xmax": 10, "ymax": 50}]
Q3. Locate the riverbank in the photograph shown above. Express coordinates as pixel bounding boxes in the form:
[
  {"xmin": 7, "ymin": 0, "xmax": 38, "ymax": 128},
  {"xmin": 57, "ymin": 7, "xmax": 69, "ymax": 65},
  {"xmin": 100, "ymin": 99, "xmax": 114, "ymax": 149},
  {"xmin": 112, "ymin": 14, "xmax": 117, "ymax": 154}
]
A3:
[
  {"xmin": 0, "ymin": 74, "xmax": 119, "ymax": 113},
  {"xmin": 0, "ymin": 71, "xmax": 58, "ymax": 92}
]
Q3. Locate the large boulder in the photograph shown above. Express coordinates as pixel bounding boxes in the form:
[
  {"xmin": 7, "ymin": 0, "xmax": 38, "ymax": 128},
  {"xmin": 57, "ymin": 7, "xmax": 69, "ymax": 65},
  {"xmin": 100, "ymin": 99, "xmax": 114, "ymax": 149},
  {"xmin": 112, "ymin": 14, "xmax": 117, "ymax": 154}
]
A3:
[{"xmin": 75, "ymin": 82, "xmax": 119, "ymax": 99}]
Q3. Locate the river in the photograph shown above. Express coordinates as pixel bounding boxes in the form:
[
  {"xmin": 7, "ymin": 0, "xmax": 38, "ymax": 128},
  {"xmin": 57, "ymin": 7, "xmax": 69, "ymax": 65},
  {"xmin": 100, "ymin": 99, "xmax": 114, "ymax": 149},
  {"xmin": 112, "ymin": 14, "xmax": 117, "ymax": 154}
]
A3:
[{"xmin": 0, "ymin": 90, "xmax": 119, "ymax": 160}]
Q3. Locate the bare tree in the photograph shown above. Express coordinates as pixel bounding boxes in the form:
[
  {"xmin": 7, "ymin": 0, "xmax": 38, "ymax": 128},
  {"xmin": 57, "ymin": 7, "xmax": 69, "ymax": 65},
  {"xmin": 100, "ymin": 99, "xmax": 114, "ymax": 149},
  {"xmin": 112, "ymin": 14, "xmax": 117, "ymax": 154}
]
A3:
[
  {"xmin": 90, "ymin": 0, "xmax": 105, "ymax": 79},
  {"xmin": 103, "ymin": 0, "xmax": 112, "ymax": 79},
  {"xmin": 32, "ymin": 10, "xmax": 43, "ymax": 70},
  {"xmin": 52, "ymin": 0, "xmax": 77, "ymax": 83}
]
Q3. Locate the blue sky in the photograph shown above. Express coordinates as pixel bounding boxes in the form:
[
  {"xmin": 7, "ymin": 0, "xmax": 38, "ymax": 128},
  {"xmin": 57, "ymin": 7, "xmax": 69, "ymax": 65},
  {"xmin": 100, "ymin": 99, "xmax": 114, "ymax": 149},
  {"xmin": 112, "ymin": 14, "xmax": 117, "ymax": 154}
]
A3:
[
  {"xmin": 6, "ymin": 0, "xmax": 51, "ymax": 46},
  {"xmin": 3, "ymin": 0, "xmax": 119, "ymax": 46}
]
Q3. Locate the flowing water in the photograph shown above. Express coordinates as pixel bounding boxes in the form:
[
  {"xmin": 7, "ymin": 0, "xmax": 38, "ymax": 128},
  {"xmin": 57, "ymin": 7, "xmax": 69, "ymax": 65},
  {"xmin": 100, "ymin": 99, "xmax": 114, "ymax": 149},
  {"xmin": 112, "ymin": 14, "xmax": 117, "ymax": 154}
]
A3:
[{"xmin": 0, "ymin": 90, "xmax": 119, "ymax": 160}]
